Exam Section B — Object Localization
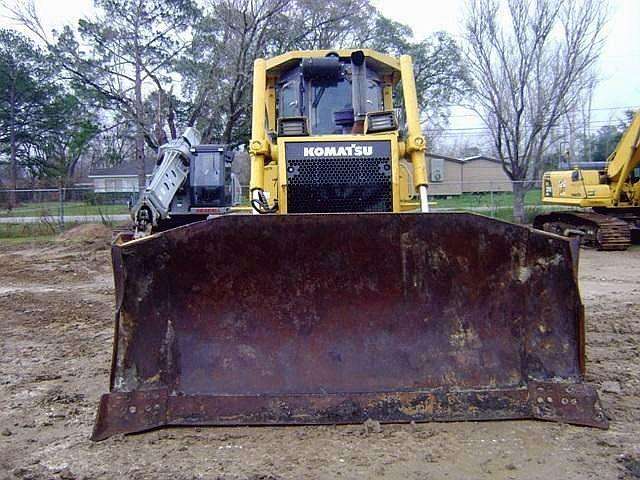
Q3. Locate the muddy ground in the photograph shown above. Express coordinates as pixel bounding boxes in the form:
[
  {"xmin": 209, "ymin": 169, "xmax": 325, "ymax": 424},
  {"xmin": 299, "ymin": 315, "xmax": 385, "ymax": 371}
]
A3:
[{"xmin": 0, "ymin": 228, "xmax": 638, "ymax": 479}]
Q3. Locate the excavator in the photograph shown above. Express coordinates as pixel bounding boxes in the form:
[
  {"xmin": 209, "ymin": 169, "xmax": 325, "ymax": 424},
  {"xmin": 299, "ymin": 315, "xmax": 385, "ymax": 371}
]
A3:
[
  {"xmin": 130, "ymin": 128, "xmax": 241, "ymax": 237},
  {"xmin": 534, "ymin": 111, "xmax": 640, "ymax": 250},
  {"xmin": 92, "ymin": 49, "xmax": 607, "ymax": 441}
]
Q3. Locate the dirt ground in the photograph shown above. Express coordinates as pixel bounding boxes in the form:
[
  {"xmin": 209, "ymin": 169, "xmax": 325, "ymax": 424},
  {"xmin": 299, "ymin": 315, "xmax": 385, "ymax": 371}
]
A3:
[{"xmin": 0, "ymin": 227, "xmax": 638, "ymax": 480}]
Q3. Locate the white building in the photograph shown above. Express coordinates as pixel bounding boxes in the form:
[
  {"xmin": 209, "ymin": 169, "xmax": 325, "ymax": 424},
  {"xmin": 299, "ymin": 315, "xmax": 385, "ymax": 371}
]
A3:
[
  {"xmin": 427, "ymin": 154, "xmax": 513, "ymax": 196},
  {"xmin": 89, "ymin": 162, "xmax": 154, "ymax": 193}
]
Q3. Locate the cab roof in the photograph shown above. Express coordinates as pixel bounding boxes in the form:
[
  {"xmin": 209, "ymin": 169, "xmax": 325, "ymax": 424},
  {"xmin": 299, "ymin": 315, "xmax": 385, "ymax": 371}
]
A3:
[{"xmin": 264, "ymin": 49, "xmax": 402, "ymax": 83}]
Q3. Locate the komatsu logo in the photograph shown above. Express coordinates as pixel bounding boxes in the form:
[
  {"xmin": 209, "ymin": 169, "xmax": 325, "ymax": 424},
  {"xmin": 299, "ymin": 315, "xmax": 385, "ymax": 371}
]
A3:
[{"xmin": 303, "ymin": 144, "xmax": 373, "ymax": 157}]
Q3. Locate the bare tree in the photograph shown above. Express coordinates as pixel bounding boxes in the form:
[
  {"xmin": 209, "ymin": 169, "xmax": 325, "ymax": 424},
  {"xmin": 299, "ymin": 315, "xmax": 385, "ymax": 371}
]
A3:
[
  {"xmin": 8, "ymin": 0, "xmax": 195, "ymax": 192},
  {"xmin": 462, "ymin": 0, "xmax": 607, "ymax": 222},
  {"xmin": 279, "ymin": 0, "xmax": 375, "ymax": 50},
  {"xmin": 180, "ymin": 0, "xmax": 288, "ymax": 145},
  {"xmin": 182, "ymin": 0, "xmax": 372, "ymax": 145},
  {"xmin": 556, "ymin": 71, "xmax": 596, "ymax": 167}
]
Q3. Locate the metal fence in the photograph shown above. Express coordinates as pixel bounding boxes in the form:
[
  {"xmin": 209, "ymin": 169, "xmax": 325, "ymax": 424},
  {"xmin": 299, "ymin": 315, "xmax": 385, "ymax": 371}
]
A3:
[
  {"xmin": 0, "ymin": 179, "xmax": 568, "ymax": 239},
  {"xmin": 0, "ymin": 187, "xmax": 134, "ymax": 239},
  {"xmin": 0, "ymin": 186, "xmax": 132, "ymax": 221}
]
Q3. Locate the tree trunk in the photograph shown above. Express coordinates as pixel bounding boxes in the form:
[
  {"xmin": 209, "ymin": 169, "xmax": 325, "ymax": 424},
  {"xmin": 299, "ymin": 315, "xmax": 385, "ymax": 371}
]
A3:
[
  {"xmin": 134, "ymin": 41, "xmax": 146, "ymax": 193},
  {"xmin": 8, "ymin": 82, "xmax": 17, "ymax": 211},
  {"xmin": 167, "ymin": 95, "xmax": 177, "ymax": 140},
  {"xmin": 512, "ymin": 181, "xmax": 526, "ymax": 224}
]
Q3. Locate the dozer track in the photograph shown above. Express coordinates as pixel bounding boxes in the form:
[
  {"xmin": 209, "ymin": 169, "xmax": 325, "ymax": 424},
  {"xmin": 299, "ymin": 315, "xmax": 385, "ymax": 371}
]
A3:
[
  {"xmin": 92, "ymin": 213, "xmax": 607, "ymax": 440},
  {"xmin": 533, "ymin": 211, "xmax": 631, "ymax": 251}
]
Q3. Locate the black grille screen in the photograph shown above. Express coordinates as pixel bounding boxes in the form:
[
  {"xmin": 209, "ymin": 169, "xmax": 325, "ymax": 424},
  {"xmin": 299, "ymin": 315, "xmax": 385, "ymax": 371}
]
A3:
[{"xmin": 285, "ymin": 141, "xmax": 392, "ymax": 213}]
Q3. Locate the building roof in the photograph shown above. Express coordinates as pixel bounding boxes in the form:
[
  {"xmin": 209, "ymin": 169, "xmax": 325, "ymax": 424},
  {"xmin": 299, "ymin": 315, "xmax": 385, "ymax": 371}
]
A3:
[
  {"xmin": 427, "ymin": 153, "xmax": 464, "ymax": 164},
  {"xmin": 427, "ymin": 153, "xmax": 502, "ymax": 165},
  {"xmin": 462, "ymin": 155, "xmax": 502, "ymax": 164},
  {"xmin": 89, "ymin": 161, "xmax": 155, "ymax": 178}
]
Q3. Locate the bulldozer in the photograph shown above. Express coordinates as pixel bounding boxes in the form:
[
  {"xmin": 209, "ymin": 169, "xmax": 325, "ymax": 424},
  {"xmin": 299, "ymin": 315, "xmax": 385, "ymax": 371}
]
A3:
[
  {"xmin": 92, "ymin": 49, "xmax": 607, "ymax": 441},
  {"xmin": 533, "ymin": 111, "xmax": 640, "ymax": 250}
]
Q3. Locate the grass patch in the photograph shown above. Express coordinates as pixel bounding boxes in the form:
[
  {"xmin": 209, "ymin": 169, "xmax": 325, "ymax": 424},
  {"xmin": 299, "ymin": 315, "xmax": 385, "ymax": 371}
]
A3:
[
  {"xmin": 430, "ymin": 189, "xmax": 547, "ymax": 223},
  {"xmin": 0, "ymin": 222, "xmax": 65, "ymax": 239},
  {"xmin": 0, "ymin": 234, "xmax": 57, "ymax": 246},
  {"xmin": 0, "ymin": 201, "xmax": 128, "ymax": 218},
  {"xmin": 484, "ymin": 205, "xmax": 550, "ymax": 223},
  {"xmin": 0, "ymin": 221, "xmax": 78, "ymax": 245},
  {"xmin": 433, "ymin": 189, "xmax": 543, "ymax": 209}
]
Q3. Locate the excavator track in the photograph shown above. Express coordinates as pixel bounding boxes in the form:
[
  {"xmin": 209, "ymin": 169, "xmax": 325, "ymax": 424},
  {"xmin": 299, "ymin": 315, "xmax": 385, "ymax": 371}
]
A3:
[{"xmin": 533, "ymin": 211, "xmax": 631, "ymax": 251}]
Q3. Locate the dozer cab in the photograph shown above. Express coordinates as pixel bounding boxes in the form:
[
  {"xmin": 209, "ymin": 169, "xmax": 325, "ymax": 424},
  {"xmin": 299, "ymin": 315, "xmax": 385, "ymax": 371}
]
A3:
[
  {"xmin": 93, "ymin": 50, "xmax": 607, "ymax": 441},
  {"xmin": 534, "ymin": 110, "xmax": 640, "ymax": 250}
]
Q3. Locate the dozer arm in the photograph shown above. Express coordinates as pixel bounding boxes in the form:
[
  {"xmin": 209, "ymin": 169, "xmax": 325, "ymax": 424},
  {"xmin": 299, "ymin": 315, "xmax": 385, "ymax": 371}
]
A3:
[
  {"xmin": 607, "ymin": 111, "xmax": 640, "ymax": 205},
  {"xmin": 400, "ymin": 55, "xmax": 429, "ymax": 212},
  {"xmin": 249, "ymin": 58, "xmax": 277, "ymax": 213}
]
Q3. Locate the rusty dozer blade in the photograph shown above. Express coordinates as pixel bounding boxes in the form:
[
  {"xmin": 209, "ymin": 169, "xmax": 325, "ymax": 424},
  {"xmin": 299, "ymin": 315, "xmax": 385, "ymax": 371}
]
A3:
[{"xmin": 92, "ymin": 213, "xmax": 607, "ymax": 441}]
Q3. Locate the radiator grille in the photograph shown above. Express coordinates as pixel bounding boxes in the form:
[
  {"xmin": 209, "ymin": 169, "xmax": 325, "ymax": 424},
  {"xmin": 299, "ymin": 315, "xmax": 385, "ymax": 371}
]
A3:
[{"xmin": 285, "ymin": 142, "xmax": 392, "ymax": 213}]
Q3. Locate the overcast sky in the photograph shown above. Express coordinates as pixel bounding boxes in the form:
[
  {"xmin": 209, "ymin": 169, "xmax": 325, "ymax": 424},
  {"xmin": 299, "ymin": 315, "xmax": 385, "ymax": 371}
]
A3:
[
  {"xmin": 2, "ymin": 0, "xmax": 639, "ymax": 144},
  {"xmin": 374, "ymin": 0, "xmax": 640, "ymax": 143}
]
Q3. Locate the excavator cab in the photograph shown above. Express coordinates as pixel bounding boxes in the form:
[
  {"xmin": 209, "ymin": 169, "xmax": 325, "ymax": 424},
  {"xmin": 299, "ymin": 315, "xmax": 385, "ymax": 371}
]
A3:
[
  {"xmin": 93, "ymin": 50, "xmax": 606, "ymax": 441},
  {"xmin": 130, "ymin": 130, "xmax": 241, "ymax": 236}
]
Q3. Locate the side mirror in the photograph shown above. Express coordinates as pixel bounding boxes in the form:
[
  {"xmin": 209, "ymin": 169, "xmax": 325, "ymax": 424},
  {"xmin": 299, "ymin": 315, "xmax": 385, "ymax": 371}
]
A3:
[{"xmin": 351, "ymin": 50, "xmax": 365, "ymax": 66}]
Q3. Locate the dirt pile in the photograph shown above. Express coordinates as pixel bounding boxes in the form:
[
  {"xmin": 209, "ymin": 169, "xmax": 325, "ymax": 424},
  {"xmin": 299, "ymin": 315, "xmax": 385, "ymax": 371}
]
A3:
[{"xmin": 56, "ymin": 223, "xmax": 112, "ymax": 247}]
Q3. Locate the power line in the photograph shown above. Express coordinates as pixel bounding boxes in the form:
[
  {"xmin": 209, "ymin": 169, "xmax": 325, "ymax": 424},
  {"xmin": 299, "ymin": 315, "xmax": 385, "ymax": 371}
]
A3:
[
  {"xmin": 446, "ymin": 105, "xmax": 639, "ymax": 119},
  {"xmin": 427, "ymin": 118, "xmax": 633, "ymax": 134}
]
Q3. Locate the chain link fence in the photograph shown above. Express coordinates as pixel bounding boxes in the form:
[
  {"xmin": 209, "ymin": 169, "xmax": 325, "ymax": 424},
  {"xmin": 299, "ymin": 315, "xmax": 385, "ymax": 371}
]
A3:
[
  {"xmin": 0, "ymin": 180, "xmax": 572, "ymax": 240},
  {"xmin": 0, "ymin": 186, "xmax": 134, "ymax": 240},
  {"xmin": 427, "ymin": 179, "xmax": 548, "ymax": 220}
]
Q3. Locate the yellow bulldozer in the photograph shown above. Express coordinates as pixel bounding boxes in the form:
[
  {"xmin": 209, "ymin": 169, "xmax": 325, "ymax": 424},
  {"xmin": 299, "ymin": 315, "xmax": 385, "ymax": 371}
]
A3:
[
  {"xmin": 534, "ymin": 111, "xmax": 640, "ymax": 250},
  {"xmin": 92, "ymin": 49, "xmax": 607, "ymax": 441}
]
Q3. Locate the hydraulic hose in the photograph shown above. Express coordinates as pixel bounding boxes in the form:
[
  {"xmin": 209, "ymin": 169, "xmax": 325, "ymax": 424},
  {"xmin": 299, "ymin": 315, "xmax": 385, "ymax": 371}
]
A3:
[{"xmin": 251, "ymin": 189, "xmax": 278, "ymax": 214}]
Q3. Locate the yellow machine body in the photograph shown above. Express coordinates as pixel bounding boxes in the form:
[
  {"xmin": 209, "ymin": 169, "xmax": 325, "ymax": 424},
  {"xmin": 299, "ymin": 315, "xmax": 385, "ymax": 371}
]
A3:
[
  {"xmin": 542, "ymin": 111, "xmax": 640, "ymax": 208},
  {"xmin": 92, "ymin": 49, "xmax": 607, "ymax": 441},
  {"xmin": 249, "ymin": 49, "xmax": 428, "ymax": 214},
  {"xmin": 536, "ymin": 111, "xmax": 640, "ymax": 250},
  {"xmin": 542, "ymin": 170, "xmax": 614, "ymax": 207}
]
